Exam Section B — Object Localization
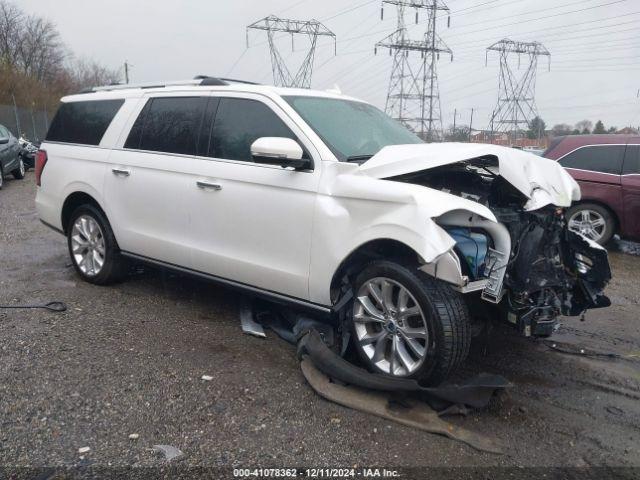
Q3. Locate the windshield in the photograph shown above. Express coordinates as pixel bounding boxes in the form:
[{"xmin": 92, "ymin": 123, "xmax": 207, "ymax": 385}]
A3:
[{"xmin": 283, "ymin": 96, "xmax": 423, "ymax": 161}]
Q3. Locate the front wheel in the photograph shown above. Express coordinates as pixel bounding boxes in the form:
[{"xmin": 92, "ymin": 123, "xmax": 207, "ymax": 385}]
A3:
[
  {"xmin": 350, "ymin": 261, "xmax": 471, "ymax": 386},
  {"xmin": 67, "ymin": 204, "xmax": 127, "ymax": 285}
]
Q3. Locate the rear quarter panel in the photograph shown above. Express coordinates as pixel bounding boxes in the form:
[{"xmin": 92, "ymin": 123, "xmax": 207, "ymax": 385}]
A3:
[{"xmin": 35, "ymin": 143, "xmax": 110, "ymax": 230}]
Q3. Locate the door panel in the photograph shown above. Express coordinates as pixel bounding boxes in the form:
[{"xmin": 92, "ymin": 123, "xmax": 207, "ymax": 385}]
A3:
[
  {"xmin": 622, "ymin": 145, "xmax": 640, "ymax": 240},
  {"xmin": 0, "ymin": 126, "xmax": 11, "ymax": 171},
  {"xmin": 188, "ymin": 95, "xmax": 320, "ymax": 300},
  {"xmin": 189, "ymin": 160, "xmax": 318, "ymax": 300},
  {"xmin": 104, "ymin": 94, "xmax": 208, "ymax": 267},
  {"xmin": 104, "ymin": 150, "xmax": 195, "ymax": 266}
]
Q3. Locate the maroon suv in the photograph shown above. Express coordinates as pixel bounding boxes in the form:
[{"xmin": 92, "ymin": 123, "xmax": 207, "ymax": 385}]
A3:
[{"xmin": 543, "ymin": 134, "xmax": 640, "ymax": 244}]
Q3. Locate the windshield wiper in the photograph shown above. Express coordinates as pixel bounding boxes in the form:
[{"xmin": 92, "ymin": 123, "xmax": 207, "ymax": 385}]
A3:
[{"xmin": 345, "ymin": 154, "xmax": 374, "ymax": 164}]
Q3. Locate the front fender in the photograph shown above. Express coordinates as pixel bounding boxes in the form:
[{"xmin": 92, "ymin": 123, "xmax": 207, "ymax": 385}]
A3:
[{"xmin": 309, "ymin": 196, "xmax": 492, "ymax": 305}]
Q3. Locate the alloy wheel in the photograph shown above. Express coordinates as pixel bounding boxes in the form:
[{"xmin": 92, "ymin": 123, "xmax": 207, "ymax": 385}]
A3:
[
  {"xmin": 71, "ymin": 215, "xmax": 106, "ymax": 276},
  {"xmin": 19, "ymin": 158, "xmax": 25, "ymax": 176},
  {"xmin": 568, "ymin": 209, "xmax": 606, "ymax": 242},
  {"xmin": 352, "ymin": 277, "xmax": 429, "ymax": 376}
]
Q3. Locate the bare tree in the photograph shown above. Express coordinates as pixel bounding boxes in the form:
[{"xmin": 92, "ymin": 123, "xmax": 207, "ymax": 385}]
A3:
[
  {"xmin": 0, "ymin": 0, "xmax": 120, "ymax": 110},
  {"xmin": 69, "ymin": 59, "xmax": 121, "ymax": 90},
  {"xmin": 18, "ymin": 13, "xmax": 66, "ymax": 81},
  {"xmin": 575, "ymin": 120, "xmax": 593, "ymax": 134},
  {"xmin": 0, "ymin": 1, "xmax": 23, "ymax": 67},
  {"xmin": 551, "ymin": 123, "xmax": 572, "ymax": 137}
]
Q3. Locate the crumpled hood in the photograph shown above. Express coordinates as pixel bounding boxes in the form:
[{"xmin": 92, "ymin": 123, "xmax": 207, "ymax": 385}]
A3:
[{"xmin": 358, "ymin": 143, "xmax": 581, "ymax": 210}]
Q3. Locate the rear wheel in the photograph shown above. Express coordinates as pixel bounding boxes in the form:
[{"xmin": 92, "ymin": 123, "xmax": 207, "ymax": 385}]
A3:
[
  {"xmin": 350, "ymin": 260, "xmax": 471, "ymax": 386},
  {"xmin": 0, "ymin": 165, "xmax": 4, "ymax": 189},
  {"xmin": 12, "ymin": 157, "xmax": 25, "ymax": 180},
  {"xmin": 67, "ymin": 204, "xmax": 127, "ymax": 285},
  {"xmin": 567, "ymin": 203, "xmax": 615, "ymax": 245}
]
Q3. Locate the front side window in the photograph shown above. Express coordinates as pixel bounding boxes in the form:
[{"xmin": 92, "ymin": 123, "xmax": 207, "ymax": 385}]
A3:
[
  {"xmin": 46, "ymin": 99, "xmax": 124, "ymax": 146},
  {"xmin": 284, "ymin": 96, "xmax": 423, "ymax": 162},
  {"xmin": 209, "ymin": 98, "xmax": 299, "ymax": 162},
  {"xmin": 125, "ymin": 97, "xmax": 207, "ymax": 156},
  {"xmin": 559, "ymin": 145, "xmax": 625, "ymax": 175},
  {"xmin": 0, "ymin": 125, "xmax": 8, "ymax": 139}
]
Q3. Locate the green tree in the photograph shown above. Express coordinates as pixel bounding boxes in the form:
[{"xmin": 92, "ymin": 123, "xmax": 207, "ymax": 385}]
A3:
[
  {"xmin": 527, "ymin": 116, "xmax": 546, "ymax": 139},
  {"xmin": 593, "ymin": 120, "xmax": 606, "ymax": 134}
]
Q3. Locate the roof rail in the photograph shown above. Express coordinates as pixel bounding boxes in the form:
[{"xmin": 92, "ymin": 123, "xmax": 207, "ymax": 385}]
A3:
[
  {"xmin": 80, "ymin": 76, "xmax": 260, "ymax": 93},
  {"xmin": 195, "ymin": 75, "xmax": 260, "ymax": 86}
]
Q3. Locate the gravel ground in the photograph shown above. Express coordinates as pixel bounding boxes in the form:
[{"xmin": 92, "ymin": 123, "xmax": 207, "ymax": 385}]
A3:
[{"xmin": 1, "ymin": 172, "xmax": 639, "ymax": 476}]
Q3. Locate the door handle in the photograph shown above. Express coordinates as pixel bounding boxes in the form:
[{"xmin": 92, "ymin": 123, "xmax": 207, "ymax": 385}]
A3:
[
  {"xmin": 112, "ymin": 168, "xmax": 130, "ymax": 177},
  {"xmin": 197, "ymin": 181, "xmax": 222, "ymax": 191}
]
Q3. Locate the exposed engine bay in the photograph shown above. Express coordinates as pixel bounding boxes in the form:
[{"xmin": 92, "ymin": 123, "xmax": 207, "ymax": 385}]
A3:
[{"xmin": 389, "ymin": 155, "xmax": 612, "ymax": 337}]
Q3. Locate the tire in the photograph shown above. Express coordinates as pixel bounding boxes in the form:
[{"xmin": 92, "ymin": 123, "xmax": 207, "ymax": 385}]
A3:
[
  {"xmin": 566, "ymin": 202, "xmax": 615, "ymax": 245},
  {"xmin": 350, "ymin": 260, "xmax": 471, "ymax": 386},
  {"xmin": 12, "ymin": 157, "xmax": 25, "ymax": 180},
  {"xmin": 66, "ymin": 204, "xmax": 127, "ymax": 285},
  {"xmin": 0, "ymin": 165, "xmax": 3, "ymax": 189}
]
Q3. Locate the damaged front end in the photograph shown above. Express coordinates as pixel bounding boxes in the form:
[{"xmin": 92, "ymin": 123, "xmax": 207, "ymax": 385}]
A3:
[
  {"xmin": 377, "ymin": 150, "xmax": 612, "ymax": 337},
  {"xmin": 486, "ymin": 206, "xmax": 611, "ymax": 337}
]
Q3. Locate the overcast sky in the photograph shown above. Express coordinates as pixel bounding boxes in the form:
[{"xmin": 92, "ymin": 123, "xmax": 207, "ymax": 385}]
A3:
[{"xmin": 15, "ymin": 0, "xmax": 640, "ymax": 131}]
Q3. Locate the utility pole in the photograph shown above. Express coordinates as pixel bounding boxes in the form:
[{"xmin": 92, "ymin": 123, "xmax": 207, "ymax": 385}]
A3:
[
  {"xmin": 486, "ymin": 38, "xmax": 550, "ymax": 144},
  {"xmin": 452, "ymin": 107, "xmax": 457, "ymax": 137},
  {"xmin": 11, "ymin": 92, "xmax": 21, "ymax": 137},
  {"xmin": 375, "ymin": 0, "xmax": 452, "ymax": 142},
  {"xmin": 124, "ymin": 61, "xmax": 131, "ymax": 84},
  {"xmin": 490, "ymin": 110, "xmax": 495, "ymax": 144},
  {"xmin": 468, "ymin": 108, "xmax": 474, "ymax": 143},
  {"xmin": 247, "ymin": 16, "xmax": 336, "ymax": 88}
]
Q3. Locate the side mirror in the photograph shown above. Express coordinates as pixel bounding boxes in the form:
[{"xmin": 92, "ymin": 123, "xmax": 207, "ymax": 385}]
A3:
[
  {"xmin": 251, "ymin": 137, "xmax": 310, "ymax": 170},
  {"xmin": 0, "ymin": 137, "xmax": 8, "ymax": 145}
]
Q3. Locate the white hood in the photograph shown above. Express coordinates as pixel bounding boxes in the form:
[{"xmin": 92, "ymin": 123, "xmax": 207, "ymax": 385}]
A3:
[{"xmin": 358, "ymin": 143, "xmax": 581, "ymax": 210}]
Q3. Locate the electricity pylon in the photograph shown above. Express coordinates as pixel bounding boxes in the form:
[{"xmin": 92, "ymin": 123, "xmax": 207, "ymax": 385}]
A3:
[
  {"xmin": 486, "ymin": 39, "xmax": 550, "ymax": 142},
  {"xmin": 247, "ymin": 15, "xmax": 336, "ymax": 88},
  {"xmin": 375, "ymin": 0, "xmax": 452, "ymax": 141}
]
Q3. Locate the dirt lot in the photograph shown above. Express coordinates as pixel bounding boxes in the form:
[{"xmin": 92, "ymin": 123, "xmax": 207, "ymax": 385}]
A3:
[{"xmin": 1, "ymin": 172, "xmax": 639, "ymax": 475}]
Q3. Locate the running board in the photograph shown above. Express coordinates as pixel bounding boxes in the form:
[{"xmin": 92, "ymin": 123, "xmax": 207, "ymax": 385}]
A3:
[{"xmin": 120, "ymin": 251, "xmax": 333, "ymax": 315}]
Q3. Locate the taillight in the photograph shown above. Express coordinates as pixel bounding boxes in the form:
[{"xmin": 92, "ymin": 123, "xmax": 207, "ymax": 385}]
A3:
[{"xmin": 35, "ymin": 150, "xmax": 47, "ymax": 186}]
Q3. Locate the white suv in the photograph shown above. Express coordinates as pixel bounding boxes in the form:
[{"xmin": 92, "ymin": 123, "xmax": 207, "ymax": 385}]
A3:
[{"xmin": 36, "ymin": 77, "xmax": 611, "ymax": 384}]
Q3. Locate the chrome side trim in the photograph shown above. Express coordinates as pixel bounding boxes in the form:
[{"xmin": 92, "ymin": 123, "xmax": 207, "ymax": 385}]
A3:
[{"xmin": 120, "ymin": 251, "xmax": 333, "ymax": 314}]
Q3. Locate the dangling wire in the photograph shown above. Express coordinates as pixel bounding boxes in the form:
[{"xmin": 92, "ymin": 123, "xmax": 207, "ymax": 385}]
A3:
[{"xmin": 0, "ymin": 301, "xmax": 67, "ymax": 312}]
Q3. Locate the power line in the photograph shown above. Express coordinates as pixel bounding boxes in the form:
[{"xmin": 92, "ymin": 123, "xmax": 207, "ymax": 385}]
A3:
[
  {"xmin": 443, "ymin": 0, "xmax": 630, "ymax": 40},
  {"xmin": 443, "ymin": 0, "xmax": 617, "ymax": 32},
  {"xmin": 321, "ymin": 0, "xmax": 378, "ymax": 21},
  {"xmin": 448, "ymin": 14, "xmax": 640, "ymax": 52},
  {"xmin": 226, "ymin": 48, "xmax": 248, "ymax": 76}
]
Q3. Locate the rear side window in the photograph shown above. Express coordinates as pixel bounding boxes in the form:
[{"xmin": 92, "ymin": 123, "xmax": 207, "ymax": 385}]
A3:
[
  {"xmin": 623, "ymin": 145, "xmax": 640, "ymax": 174},
  {"xmin": 559, "ymin": 145, "xmax": 625, "ymax": 175},
  {"xmin": 209, "ymin": 98, "xmax": 300, "ymax": 162},
  {"xmin": 124, "ymin": 97, "xmax": 207, "ymax": 156},
  {"xmin": 46, "ymin": 100, "xmax": 124, "ymax": 146}
]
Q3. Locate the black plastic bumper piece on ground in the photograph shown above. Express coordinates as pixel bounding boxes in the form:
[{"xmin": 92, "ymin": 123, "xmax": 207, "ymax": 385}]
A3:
[{"xmin": 298, "ymin": 329, "xmax": 510, "ymax": 410}]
